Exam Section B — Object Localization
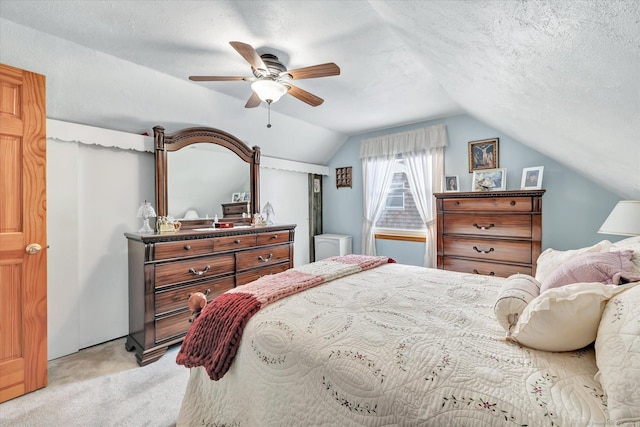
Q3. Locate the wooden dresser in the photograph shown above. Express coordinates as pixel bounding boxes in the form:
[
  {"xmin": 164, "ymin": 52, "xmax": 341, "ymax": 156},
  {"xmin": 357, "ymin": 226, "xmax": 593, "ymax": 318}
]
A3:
[
  {"xmin": 435, "ymin": 190, "xmax": 544, "ymax": 278},
  {"xmin": 124, "ymin": 224, "xmax": 295, "ymax": 366}
]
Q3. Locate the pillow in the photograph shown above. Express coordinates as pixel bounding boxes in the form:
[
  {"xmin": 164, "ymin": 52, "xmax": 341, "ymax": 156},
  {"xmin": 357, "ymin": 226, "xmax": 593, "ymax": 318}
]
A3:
[
  {"xmin": 540, "ymin": 250, "xmax": 640, "ymax": 293},
  {"xmin": 610, "ymin": 236, "xmax": 640, "ymax": 274},
  {"xmin": 535, "ymin": 240, "xmax": 613, "ymax": 283},
  {"xmin": 507, "ymin": 282, "xmax": 635, "ymax": 352},
  {"xmin": 494, "ymin": 274, "xmax": 541, "ymax": 332},
  {"xmin": 594, "ymin": 284, "xmax": 640, "ymax": 425}
]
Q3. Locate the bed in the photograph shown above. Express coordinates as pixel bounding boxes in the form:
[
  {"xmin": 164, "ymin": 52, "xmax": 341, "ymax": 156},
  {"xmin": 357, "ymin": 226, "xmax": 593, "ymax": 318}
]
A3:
[{"xmin": 175, "ymin": 239, "xmax": 640, "ymax": 427}]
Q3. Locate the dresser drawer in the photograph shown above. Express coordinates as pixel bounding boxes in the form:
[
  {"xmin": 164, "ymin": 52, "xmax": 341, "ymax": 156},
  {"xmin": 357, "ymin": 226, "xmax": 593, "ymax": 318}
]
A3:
[
  {"xmin": 214, "ymin": 234, "xmax": 256, "ymax": 252},
  {"xmin": 443, "ymin": 197, "xmax": 532, "ymax": 212},
  {"xmin": 155, "ymin": 275, "xmax": 234, "ymax": 315},
  {"xmin": 443, "ymin": 236, "xmax": 532, "ymax": 264},
  {"xmin": 155, "ymin": 253, "xmax": 235, "ymax": 288},
  {"xmin": 257, "ymin": 231, "xmax": 290, "ymax": 246},
  {"xmin": 155, "ymin": 310, "xmax": 191, "ymax": 343},
  {"xmin": 154, "ymin": 238, "xmax": 215, "ymax": 260},
  {"xmin": 236, "ymin": 245, "xmax": 290, "ymax": 271},
  {"xmin": 443, "ymin": 257, "xmax": 532, "ymax": 278},
  {"xmin": 236, "ymin": 263, "xmax": 289, "ymax": 286},
  {"xmin": 443, "ymin": 214, "xmax": 532, "ymax": 238}
]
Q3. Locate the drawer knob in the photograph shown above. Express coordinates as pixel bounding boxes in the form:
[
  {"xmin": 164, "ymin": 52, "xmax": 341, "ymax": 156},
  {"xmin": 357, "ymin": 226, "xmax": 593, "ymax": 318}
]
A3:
[
  {"xmin": 272, "ymin": 234, "xmax": 277, "ymax": 239},
  {"xmin": 510, "ymin": 201, "xmax": 516, "ymax": 206},
  {"xmin": 188, "ymin": 265, "xmax": 211, "ymax": 276},
  {"xmin": 472, "ymin": 246, "xmax": 494, "ymax": 254},
  {"xmin": 454, "ymin": 201, "xmax": 460, "ymax": 206},
  {"xmin": 258, "ymin": 253, "xmax": 273, "ymax": 262},
  {"xmin": 184, "ymin": 245, "xmax": 191, "ymax": 251},
  {"xmin": 235, "ymin": 239, "xmax": 241, "ymax": 244},
  {"xmin": 473, "ymin": 269, "xmax": 495, "ymax": 276},
  {"xmin": 472, "ymin": 223, "xmax": 495, "ymax": 230}
]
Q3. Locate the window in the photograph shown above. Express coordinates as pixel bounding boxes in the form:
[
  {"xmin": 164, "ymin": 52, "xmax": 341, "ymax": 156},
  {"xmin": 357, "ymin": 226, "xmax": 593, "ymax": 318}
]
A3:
[{"xmin": 375, "ymin": 156, "xmax": 425, "ymax": 235}]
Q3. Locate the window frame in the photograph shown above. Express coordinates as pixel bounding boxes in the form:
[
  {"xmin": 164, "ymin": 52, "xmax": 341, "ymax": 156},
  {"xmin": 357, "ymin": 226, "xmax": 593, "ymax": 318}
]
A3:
[{"xmin": 373, "ymin": 155, "xmax": 427, "ymax": 240}]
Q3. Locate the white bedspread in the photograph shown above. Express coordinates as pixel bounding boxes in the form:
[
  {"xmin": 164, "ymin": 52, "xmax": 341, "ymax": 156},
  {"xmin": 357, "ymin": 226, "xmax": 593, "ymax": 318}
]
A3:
[{"xmin": 177, "ymin": 263, "xmax": 608, "ymax": 426}]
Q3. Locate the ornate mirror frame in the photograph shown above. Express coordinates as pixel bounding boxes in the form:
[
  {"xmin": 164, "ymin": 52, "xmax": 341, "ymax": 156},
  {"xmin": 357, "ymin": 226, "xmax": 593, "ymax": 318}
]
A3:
[{"xmin": 154, "ymin": 125, "xmax": 260, "ymax": 230}]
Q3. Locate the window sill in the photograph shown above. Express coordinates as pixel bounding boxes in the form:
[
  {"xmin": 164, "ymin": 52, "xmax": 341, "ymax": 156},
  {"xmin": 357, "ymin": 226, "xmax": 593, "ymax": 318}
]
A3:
[{"xmin": 374, "ymin": 231, "xmax": 426, "ymax": 243}]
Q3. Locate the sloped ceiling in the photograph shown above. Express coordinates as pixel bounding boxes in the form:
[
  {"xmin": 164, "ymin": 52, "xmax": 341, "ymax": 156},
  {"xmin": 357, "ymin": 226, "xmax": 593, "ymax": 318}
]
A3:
[{"xmin": 1, "ymin": 0, "xmax": 638, "ymax": 198}]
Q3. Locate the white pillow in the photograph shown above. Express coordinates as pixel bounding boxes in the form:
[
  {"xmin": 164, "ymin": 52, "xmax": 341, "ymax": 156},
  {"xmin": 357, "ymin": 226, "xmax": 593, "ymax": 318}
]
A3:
[
  {"xmin": 508, "ymin": 282, "xmax": 635, "ymax": 352},
  {"xmin": 595, "ymin": 284, "xmax": 640, "ymax": 425},
  {"xmin": 494, "ymin": 274, "xmax": 541, "ymax": 332},
  {"xmin": 535, "ymin": 240, "xmax": 613, "ymax": 283}
]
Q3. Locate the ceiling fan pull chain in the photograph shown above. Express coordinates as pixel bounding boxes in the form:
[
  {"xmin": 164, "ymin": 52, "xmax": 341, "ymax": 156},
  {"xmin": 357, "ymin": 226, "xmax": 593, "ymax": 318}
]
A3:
[{"xmin": 267, "ymin": 101, "xmax": 272, "ymax": 128}]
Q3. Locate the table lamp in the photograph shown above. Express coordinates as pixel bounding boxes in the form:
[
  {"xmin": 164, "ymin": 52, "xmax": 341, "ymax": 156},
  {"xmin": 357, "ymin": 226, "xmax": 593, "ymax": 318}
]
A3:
[
  {"xmin": 598, "ymin": 200, "xmax": 640, "ymax": 236},
  {"xmin": 136, "ymin": 200, "xmax": 157, "ymax": 234}
]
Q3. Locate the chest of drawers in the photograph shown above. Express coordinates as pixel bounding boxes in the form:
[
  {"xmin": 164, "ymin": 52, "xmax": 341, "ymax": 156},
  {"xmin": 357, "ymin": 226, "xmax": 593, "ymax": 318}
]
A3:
[
  {"xmin": 124, "ymin": 224, "xmax": 296, "ymax": 366},
  {"xmin": 434, "ymin": 190, "xmax": 544, "ymax": 278}
]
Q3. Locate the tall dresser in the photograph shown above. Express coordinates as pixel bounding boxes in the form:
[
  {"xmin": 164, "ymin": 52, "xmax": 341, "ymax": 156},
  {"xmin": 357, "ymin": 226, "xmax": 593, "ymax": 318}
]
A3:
[
  {"xmin": 434, "ymin": 190, "xmax": 544, "ymax": 278},
  {"xmin": 125, "ymin": 224, "xmax": 295, "ymax": 366}
]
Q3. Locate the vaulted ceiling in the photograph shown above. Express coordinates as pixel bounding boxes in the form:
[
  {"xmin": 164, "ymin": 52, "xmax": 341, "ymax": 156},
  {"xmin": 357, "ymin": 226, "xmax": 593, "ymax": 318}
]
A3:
[{"xmin": 1, "ymin": 1, "xmax": 638, "ymax": 198}]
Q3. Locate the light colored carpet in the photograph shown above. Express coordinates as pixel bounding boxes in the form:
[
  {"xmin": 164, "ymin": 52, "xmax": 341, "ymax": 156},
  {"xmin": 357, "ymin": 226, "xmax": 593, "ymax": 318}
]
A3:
[{"xmin": 0, "ymin": 338, "xmax": 189, "ymax": 427}]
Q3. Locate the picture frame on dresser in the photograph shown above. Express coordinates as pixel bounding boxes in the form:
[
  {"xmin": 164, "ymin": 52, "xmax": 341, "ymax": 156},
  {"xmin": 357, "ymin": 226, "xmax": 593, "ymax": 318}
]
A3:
[
  {"xmin": 445, "ymin": 175, "xmax": 460, "ymax": 192},
  {"xmin": 472, "ymin": 168, "xmax": 506, "ymax": 191},
  {"xmin": 468, "ymin": 138, "xmax": 499, "ymax": 172},
  {"xmin": 521, "ymin": 166, "xmax": 544, "ymax": 190}
]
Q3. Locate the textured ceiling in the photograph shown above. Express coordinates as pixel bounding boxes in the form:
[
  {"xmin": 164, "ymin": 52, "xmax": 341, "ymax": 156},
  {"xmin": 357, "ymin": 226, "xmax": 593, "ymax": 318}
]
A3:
[{"xmin": 1, "ymin": 0, "xmax": 638, "ymax": 198}]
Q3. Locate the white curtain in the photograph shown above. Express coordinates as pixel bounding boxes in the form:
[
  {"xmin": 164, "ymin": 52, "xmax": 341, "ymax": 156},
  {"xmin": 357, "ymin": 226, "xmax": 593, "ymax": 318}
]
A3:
[
  {"xmin": 360, "ymin": 124, "xmax": 448, "ymax": 265},
  {"xmin": 361, "ymin": 155, "xmax": 395, "ymax": 256}
]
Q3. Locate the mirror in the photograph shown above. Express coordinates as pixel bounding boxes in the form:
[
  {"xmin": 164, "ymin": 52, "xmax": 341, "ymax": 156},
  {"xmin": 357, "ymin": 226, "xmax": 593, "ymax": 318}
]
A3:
[
  {"xmin": 154, "ymin": 126, "xmax": 260, "ymax": 230},
  {"xmin": 167, "ymin": 144, "xmax": 250, "ymax": 219}
]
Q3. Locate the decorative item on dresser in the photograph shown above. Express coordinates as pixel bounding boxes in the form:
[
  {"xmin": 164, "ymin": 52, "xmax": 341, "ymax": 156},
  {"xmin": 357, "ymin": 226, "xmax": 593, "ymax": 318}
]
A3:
[
  {"xmin": 124, "ymin": 225, "xmax": 295, "ymax": 366},
  {"xmin": 221, "ymin": 201, "xmax": 250, "ymax": 220},
  {"xmin": 434, "ymin": 190, "xmax": 545, "ymax": 278},
  {"xmin": 124, "ymin": 125, "xmax": 296, "ymax": 366}
]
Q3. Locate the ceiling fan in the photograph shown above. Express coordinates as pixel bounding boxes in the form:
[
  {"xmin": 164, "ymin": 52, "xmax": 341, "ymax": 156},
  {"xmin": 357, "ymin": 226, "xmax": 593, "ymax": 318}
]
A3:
[{"xmin": 189, "ymin": 41, "xmax": 340, "ymax": 109}]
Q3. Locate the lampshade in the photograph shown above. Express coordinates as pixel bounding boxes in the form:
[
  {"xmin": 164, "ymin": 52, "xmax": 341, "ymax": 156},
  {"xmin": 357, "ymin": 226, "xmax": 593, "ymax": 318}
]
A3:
[
  {"xmin": 598, "ymin": 200, "xmax": 640, "ymax": 236},
  {"xmin": 136, "ymin": 201, "xmax": 157, "ymax": 219},
  {"xmin": 251, "ymin": 80, "xmax": 288, "ymax": 104}
]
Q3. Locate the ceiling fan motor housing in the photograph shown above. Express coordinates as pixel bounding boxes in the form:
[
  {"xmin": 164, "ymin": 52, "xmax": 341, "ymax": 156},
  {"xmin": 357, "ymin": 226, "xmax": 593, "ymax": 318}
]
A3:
[{"xmin": 253, "ymin": 54, "xmax": 290, "ymax": 79}]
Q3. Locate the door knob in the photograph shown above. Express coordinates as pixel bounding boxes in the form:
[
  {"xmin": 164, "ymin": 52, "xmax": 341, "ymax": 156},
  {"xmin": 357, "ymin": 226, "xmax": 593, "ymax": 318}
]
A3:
[{"xmin": 26, "ymin": 243, "xmax": 42, "ymax": 254}]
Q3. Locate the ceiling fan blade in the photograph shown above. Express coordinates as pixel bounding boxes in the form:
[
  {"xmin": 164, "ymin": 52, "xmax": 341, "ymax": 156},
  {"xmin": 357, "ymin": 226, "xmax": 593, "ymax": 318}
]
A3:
[
  {"xmin": 229, "ymin": 41, "xmax": 267, "ymax": 73},
  {"xmin": 189, "ymin": 76, "xmax": 247, "ymax": 81},
  {"xmin": 245, "ymin": 92, "xmax": 261, "ymax": 108},
  {"xmin": 285, "ymin": 84, "xmax": 324, "ymax": 107},
  {"xmin": 286, "ymin": 63, "xmax": 340, "ymax": 80}
]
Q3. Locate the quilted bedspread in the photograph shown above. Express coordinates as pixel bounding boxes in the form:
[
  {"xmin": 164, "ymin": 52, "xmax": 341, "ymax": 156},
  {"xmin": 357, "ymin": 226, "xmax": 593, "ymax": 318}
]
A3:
[{"xmin": 177, "ymin": 263, "xmax": 609, "ymax": 426}]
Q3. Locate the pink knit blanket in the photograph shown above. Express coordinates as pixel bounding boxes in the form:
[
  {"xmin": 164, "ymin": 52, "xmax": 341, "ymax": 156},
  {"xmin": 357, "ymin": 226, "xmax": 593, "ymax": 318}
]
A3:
[{"xmin": 176, "ymin": 255, "xmax": 395, "ymax": 380}]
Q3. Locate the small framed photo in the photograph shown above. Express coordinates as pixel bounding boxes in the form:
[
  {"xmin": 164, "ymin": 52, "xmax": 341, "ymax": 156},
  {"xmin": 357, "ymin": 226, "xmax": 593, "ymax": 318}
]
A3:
[
  {"xmin": 472, "ymin": 168, "xmax": 506, "ymax": 191},
  {"xmin": 445, "ymin": 175, "xmax": 460, "ymax": 192},
  {"xmin": 521, "ymin": 166, "xmax": 544, "ymax": 190},
  {"xmin": 468, "ymin": 138, "xmax": 499, "ymax": 172},
  {"xmin": 242, "ymin": 192, "xmax": 250, "ymax": 201},
  {"xmin": 232, "ymin": 192, "xmax": 242, "ymax": 202}
]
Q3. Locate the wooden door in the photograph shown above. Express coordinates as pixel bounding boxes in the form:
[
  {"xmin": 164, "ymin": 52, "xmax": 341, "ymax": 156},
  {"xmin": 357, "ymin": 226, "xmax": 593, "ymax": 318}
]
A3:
[{"xmin": 0, "ymin": 63, "xmax": 47, "ymax": 402}]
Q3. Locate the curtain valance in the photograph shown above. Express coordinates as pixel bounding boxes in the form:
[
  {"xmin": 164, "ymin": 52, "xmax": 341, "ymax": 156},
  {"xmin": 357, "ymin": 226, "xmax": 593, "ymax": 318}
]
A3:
[{"xmin": 360, "ymin": 124, "xmax": 448, "ymax": 159}]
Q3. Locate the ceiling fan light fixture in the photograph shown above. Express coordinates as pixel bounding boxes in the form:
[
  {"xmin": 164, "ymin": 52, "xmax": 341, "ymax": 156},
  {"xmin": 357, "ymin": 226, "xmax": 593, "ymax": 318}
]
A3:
[{"xmin": 251, "ymin": 80, "xmax": 288, "ymax": 104}]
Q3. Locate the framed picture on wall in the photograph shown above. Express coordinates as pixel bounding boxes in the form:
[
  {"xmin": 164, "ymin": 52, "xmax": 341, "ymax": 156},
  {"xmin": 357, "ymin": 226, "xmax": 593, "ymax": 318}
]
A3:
[
  {"xmin": 444, "ymin": 175, "xmax": 460, "ymax": 192},
  {"xmin": 472, "ymin": 168, "xmax": 506, "ymax": 191},
  {"xmin": 468, "ymin": 138, "xmax": 499, "ymax": 172},
  {"xmin": 521, "ymin": 166, "xmax": 544, "ymax": 190}
]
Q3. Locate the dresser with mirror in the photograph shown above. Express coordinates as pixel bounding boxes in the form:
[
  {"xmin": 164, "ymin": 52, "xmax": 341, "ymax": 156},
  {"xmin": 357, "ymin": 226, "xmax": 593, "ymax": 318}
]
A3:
[{"xmin": 125, "ymin": 126, "xmax": 296, "ymax": 366}]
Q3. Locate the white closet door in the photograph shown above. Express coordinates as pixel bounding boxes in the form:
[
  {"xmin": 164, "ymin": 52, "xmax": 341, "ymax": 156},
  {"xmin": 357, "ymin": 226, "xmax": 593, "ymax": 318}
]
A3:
[{"xmin": 260, "ymin": 168, "xmax": 310, "ymax": 266}]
